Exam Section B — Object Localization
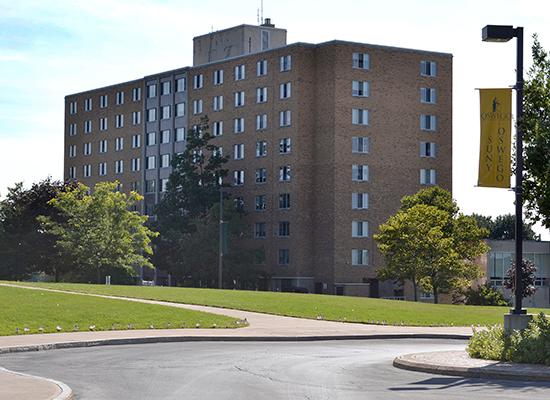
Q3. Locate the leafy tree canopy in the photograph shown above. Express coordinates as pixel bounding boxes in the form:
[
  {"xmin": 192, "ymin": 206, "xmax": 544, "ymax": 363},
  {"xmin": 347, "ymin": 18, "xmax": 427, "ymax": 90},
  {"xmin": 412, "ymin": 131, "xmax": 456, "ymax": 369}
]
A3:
[{"xmin": 470, "ymin": 213, "xmax": 540, "ymax": 241}]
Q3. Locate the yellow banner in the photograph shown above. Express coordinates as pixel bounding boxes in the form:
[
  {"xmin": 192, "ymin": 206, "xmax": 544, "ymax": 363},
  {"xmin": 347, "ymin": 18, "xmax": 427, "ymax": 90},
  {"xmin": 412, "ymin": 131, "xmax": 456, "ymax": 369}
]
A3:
[{"xmin": 478, "ymin": 88, "xmax": 512, "ymax": 188}]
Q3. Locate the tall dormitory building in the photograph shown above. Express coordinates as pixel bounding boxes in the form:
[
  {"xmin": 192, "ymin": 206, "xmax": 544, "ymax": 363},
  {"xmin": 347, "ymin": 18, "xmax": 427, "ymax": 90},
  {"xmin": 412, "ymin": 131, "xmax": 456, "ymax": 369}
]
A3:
[{"xmin": 64, "ymin": 20, "xmax": 452, "ymax": 297}]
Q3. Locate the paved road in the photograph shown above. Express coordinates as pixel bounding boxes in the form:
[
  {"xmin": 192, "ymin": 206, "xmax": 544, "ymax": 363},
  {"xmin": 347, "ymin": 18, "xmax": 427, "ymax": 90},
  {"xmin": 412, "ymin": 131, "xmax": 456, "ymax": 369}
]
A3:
[{"xmin": 1, "ymin": 339, "xmax": 549, "ymax": 399}]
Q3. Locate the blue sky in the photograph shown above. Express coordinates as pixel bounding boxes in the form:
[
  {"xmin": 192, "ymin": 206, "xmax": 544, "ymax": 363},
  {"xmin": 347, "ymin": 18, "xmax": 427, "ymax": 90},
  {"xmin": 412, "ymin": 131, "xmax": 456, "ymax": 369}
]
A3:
[{"xmin": 1, "ymin": 0, "xmax": 549, "ymax": 237}]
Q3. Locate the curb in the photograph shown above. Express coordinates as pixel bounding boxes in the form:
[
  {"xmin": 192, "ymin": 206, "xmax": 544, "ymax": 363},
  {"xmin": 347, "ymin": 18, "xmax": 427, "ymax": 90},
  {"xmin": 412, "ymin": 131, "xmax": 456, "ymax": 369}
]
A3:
[
  {"xmin": 0, "ymin": 333, "xmax": 469, "ymax": 355},
  {"xmin": 393, "ymin": 351, "xmax": 550, "ymax": 382},
  {"xmin": 0, "ymin": 367, "xmax": 74, "ymax": 400}
]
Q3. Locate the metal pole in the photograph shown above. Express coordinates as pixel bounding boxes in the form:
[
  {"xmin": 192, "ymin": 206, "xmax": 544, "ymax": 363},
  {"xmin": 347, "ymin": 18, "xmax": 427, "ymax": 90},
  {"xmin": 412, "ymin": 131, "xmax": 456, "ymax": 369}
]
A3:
[
  {"xmin": 218, "ymin": 189, "xmax": 223, "ymax": 289},
  {"xmin": 513, "ymin": 27, "xmax": 525, "ymax": 315}
]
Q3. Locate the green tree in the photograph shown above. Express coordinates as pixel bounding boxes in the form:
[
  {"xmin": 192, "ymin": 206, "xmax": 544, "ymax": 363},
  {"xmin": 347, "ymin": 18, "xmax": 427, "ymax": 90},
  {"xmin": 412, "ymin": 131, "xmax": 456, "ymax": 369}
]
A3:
[
  {"xmin": 375, "ymin": 187, "xmax": 488, "ymax": 303},
  {"xmin": 39, "ymin": 182, "xmax": 158, "ymax": 283},
  {"xmin": 0, "ymin": 178, "xmax": 76, "ymax": 281},
  {"xmin": 470, "ymin": 213, "xmax": 540, "ymax": 240},
  {"xmin": 521, "ymin": 35, "xmax": 550, "ymax": 230}
]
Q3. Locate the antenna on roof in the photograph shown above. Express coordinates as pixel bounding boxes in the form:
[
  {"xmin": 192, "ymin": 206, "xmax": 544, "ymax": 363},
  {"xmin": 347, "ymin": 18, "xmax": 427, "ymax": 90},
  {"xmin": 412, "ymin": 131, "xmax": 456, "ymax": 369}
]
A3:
[
  {"xmin": 261, "ymin": 0, "xmax": 264, "ymax": 24},
  {"xmin": 257, "ymin": 8, "xmax": 260, "ymax": 25}
]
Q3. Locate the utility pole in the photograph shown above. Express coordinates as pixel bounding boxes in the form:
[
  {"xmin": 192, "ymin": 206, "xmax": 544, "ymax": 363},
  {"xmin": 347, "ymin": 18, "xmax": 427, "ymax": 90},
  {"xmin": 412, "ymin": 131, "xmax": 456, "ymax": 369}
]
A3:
[{"xmin": 218, "ymin": 189, "xmax": 223, "ymax": 289}]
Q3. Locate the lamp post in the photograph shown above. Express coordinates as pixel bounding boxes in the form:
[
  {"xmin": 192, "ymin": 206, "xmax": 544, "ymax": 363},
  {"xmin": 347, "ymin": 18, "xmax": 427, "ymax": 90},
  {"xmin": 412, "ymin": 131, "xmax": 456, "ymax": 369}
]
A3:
[
  {"xmin": 482, "ymin": 25, "xmax": 526, "ymax": 317},
  {"xmin": 218, "ymin": 187, "xmax": 224, "ymax": 289}
]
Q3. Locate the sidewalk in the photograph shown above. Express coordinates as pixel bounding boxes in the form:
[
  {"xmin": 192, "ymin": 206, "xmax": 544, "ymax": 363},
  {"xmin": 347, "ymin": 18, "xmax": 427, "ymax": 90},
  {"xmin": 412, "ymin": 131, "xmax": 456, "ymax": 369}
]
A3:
[{"xmin": 0, "ymin": 367, "xmax": 73, "ymax": 400}]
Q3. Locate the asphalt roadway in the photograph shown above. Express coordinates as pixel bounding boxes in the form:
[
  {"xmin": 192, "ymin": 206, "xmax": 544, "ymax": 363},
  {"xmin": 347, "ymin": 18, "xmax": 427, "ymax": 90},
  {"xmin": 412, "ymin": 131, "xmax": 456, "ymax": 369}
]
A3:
[{"xmin": 1, "ymin": 339, "xmax": 549, "ymax": 400}]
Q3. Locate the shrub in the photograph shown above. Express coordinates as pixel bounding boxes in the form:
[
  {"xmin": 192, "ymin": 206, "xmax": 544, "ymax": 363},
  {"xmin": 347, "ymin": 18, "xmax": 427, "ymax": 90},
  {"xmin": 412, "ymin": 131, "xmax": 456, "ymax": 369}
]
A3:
[
  {"xmin": 462, "ymin": 283, "xmax": 511, "ymax": 307},
  {"xmin": 467, "ymin": 312, "xmax": 550, "ymax": 365}
]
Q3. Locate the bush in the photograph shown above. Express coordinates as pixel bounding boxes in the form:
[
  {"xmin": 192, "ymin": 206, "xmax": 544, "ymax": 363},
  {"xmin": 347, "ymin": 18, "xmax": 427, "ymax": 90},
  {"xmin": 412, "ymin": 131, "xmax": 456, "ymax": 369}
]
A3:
[
  {"xmin": 462, "ymin": 283, "xmax": 510, "ymax": 306},
  {"xmin": 467, "ymin": 312, "xmax": 550, "ymax": 365}
]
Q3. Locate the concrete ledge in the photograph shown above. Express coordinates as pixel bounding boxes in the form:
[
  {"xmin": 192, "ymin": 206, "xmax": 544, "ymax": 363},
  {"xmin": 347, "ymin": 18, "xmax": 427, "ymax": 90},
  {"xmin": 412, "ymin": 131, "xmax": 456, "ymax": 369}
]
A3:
[
  {"xmin": 394, "ymin": 350, "xmax": 550, "ymax": 382},
  {"xmin": 0, "ymin": 333, "xmax": 469, "ymax": 355},
  {"xmin": 0, "ymin": 367, "xmax": 73, "ymax": 400}
]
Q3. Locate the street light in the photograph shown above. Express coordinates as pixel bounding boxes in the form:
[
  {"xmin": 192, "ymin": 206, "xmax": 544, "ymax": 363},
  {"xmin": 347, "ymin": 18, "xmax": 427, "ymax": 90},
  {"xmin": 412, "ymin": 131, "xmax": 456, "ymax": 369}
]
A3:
[{"xmin": 482, "ymin": 25, "xmax": 526, "ymax": 317}]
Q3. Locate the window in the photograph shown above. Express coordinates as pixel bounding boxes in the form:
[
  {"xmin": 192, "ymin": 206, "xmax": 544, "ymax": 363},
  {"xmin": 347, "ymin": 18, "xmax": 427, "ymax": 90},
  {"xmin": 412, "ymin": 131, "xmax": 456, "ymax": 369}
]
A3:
[
  {"xmin": 352, "ymin": 249, "xmax": 369, "ymax": 266},
  {"xmin": 352, "ymin": 81, "xmax": 370, "ymax": 97},
  {"xmin": 161, "ymin": 130, "xmax": 170, "ymax": 143},
  {"xmin": 100, "ymin": 95, "xmax": 108, "ymax": 108},
  {"xmin": 132, "ymin": 111, "xmax": 141, "ymax": 125},
  {"xmin": 280, "ymin": 55, "xmax": 292, "ymax": 72},
  {"xmin": 256, "ymin": 87, "xmax": 268, "ymax": 103},
  {"xmin": 161, "ymin": 178, "xmax": 169, "ymax": 193},
  {"xmin": 193, "ymin": 74, "xmax": 204, "ymax": 89},
  {"xmin": 213, "ymin": 146, "xmax": 223, "ymax": 157},
  {"xmin": 254, "ymin": 222, "xmax": 266, "ymax": 239},
  {"xmin": 99, "ymin": 139, "xmax": 108, "ymax": 153},
  {"xmin": 256, "ymin": 141, "xmax": 267, "ymax": 157},
  {"xmin": 132, "ymin": 87, "xmax": 142, "ymax": 101},
  {"xmin": 279, "ymin": 110, "xmax": 291, "ymax": 127},
  {"xmin": 234, "ymin": 91, "xmax": 245, "ymax": 107},
  {"xmin": 98, "ymin": 162, "xmax": 107, "ymax": 176},
  {"xmin": 352, "ymin": 192, "xmax": 369, "ymax": 209},
  {"xmin": 352, "ymin": 109, "xmax": 369, "ymax": 125},
  {"xmin": 68, "ymin": 166, "xmax": 76, "ymax": 179},
  {"xmin": 68, "ymin": 145, "xmax": 76, "ymax": 158},
  {"xmin": 213, "ymin": 95, "xmax": 224, "ymax": 111},
  {"xmin": 256, "ymin": 114, "xmax": 268, "ymax": 130},
  {"xmin": 176, "ymin": 77, "xmax": 186, "ymax": 92},
  {"xmin": 193, "ymin": 99, "xmax": 203, "ymax": 115},
  {"xmin": 420, "ymin": 169, "xmax": 437, "ymax": 185},
  {"xmin": 214, "ymin": 69, "xmax": 224, "ymax": 85},
  {"xmin": 261, "ymin": 30, "xmax": 270, "ymax": 50},
  {"xmin": 279, "ymin": 82, "xmax": 291, "ymax": 99},
  {"xmin": 83, "ymin": 142, "xmax": 92, "ymax": 156},
  {"xmin": 352, "ymin": 52, "xmax": 369, "ymax": 69},
  {"xmin": 352, "ymin": 164, "xmax": 369, "ymax": 181},
  {"xmin": 131, "ymin": 181, "xmax": 140, "ymax": 192},
  {"xmin": 175, "ymin": 103, "xmax": 185, "ymax": 117},
  {"xmin": 69, "ymin": 123, "xmax": 77, "ymax": 136},
  {"xmin": 278, "ymin": 249, "xmax": 290, "ymax": 265},
  {"xmin": 145, "ymin": 179, "xmax": 156, "ymax": 193},
  {"xmin": 255, "ymin": 168, "xmax": 267, "ymax": 184},
  {"xmin": 146, "ymin": 132, "xmax": 156, "ymax": 146},
  {"xmin": 352, "ymin": 137, "xmax": 369, "ymax": 153},
  {"xmin": 234, "ymin": 118, "xmax": 245, "ymax": 133},
  {"xmin": 420, "ymin": 60, "xmax": 437, "ymax": 77},
  {"xmin": 420, "ymin": 114, "xmax": 437, "ymax": 131},
  {"xmin": 132, "ymin": 134, "xmax": 141, "ymax": 148},
  {"xmin": 115, "ymin": 160, "xmax": 123, "ymax": 174},
  {"xmin": 233, "ymin": 170, "xmax": 244, "ymax": 186},
  {"xmin": 279, "ymin": 138, "xmax": 291, "ymax": 154},
  {"xmin": 279, "ymin": 193, "xmax": 290, "ymax": 209},
  {"xmin": 99, "ymin": 117, "xmax": 108, "ymax": 131},
  {"xmin": 212, "ymin": 121, "xmax": 223, "ymax": 137},
  {"xmin": 146, "ymin": 156, "xmax": 156, "ymax": 169},
  {"xmin": 148, "ymin": 84, "xmax": 157, "ymax": 98},
  {"xmin": 116, "ymin": 91, "xmax": 124, "ymax": 105},
  {"xmin": 279, "ymin": 165, "xmax": 291, "ymax": 182},
  {"xmin": 161, "ymin": 105, "xmax": 171, "ymax": 120},
  {"xmin": 257, "ymin": 60, "xmax": 267, "ymax": 76},
  {"xmin": 147, "ymin": 108, "xmax": 156, "ymax": 122},
  {"xmin": 161, "ymin": 81, "xmax": 171, "ymax": 95},
  {"xmin": 131, "ymin": 158, "xmax": 140, "ymax": 172},
  {"xmin": 115, "ymin": 114, "xmax": 124, "ymax": 128},
  {"xmin": 233, "ymin": 144, "xmax": 244, "ymax": 160},
  {"xmin": 278, "ymin": 221, "xmax": 290, "ymax": 237},
  {"xmin": 352, "ymin": 221, "xmax": 369, "ymax": 238},
  {"xmin": 69, "ymin": 101, "xmax": 77, "ymax": 114},
  {"xmin": 84, "ymin": 120, "xmax": 92, "ymax": 133},
  {"xmin": 161, "ymin": 154, "xmax": 170, "ymax": 168},
  {"xmin": 234, "ymin": 64, "xmax": 245, "ymax": 80},
  {"xmin": 84, "ymin": 98, "xmax": 92, "ymax": 111},
  {"xmin": 83, "ymin": 164, "xmax": 92, "ymax": 178},
  {"xmin": 115, "ymin": 137, "xmax": 123, "ymax": 151},
  {"xmin": 420, "ymin": 142, "xmax": 436, "ymax": 158},
  {"xmin": 176, "ymin": 127, "xmax": 186, "ymax": 142},
  {"xmin": 255, "ymin": 195, "xmax": 266, "ymax": 211},
  {"xmin": 421, "ymin": 88, "xmax": 437, "ymax": 104}
]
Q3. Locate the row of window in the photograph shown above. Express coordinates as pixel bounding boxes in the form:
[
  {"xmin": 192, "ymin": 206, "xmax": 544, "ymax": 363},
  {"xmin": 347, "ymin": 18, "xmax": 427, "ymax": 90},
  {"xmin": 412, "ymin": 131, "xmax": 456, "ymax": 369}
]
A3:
[
  {"xmin": 254, "ymin": 193, "xmax": 291, "ymax": 211},
  {"xmin": 68, "ymin": 135, "xmax": 142, "ymax": 156},
  {"xmin": 229, "ymin": 139, "xmax": 291, "ymax": 160},
  {"xmin": 232, "ymin": 165, "xmax": 291, "ymax": 186},
  {"xmin": 145, "ymin": 103, "xmax": 186, "ymax": 122},
  {"xmin": 145, "ymin": 128, "xmax": 186, "ymax": 145},
  {"xmin": 147, "ymin": 78, "xmax": 187, "ymax": 98},
  {"xmin": 253, "ymin": 220, "xmax": 369, "ymax": 240},
  {"xmin": 68, "ymin": 88, "xmax": 142, "ymax": 114}
]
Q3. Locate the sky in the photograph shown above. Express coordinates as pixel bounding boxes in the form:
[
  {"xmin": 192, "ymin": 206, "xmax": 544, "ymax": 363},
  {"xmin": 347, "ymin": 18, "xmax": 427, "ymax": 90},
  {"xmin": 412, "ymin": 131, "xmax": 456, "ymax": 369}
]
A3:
[{"xmin": 1, "ymin": 0, "xmax": 549, "ymax": 238}]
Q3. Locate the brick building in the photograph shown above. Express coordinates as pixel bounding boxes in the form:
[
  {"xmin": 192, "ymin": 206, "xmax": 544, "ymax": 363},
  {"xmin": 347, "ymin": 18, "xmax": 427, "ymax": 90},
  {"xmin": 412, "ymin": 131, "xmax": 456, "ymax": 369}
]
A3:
[{"xmin": 64, "ymin": 21, "xmax": 452, "ymax": 297}]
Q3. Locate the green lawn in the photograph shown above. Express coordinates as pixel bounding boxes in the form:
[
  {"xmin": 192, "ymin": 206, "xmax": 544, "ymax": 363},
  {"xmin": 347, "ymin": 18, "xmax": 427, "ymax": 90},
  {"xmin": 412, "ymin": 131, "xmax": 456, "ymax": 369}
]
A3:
[
  {"xmin": 6, "ymin": 281, "xmax": 548, "ymax": 327},
  {"xmin": 0, "ymin": 285, "xmax": 239, "ymax": 336}
]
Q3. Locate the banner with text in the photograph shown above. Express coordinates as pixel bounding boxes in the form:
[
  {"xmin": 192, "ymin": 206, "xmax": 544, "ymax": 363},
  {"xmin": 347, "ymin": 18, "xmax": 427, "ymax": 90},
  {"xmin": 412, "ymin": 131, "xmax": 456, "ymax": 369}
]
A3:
[{"xmin": 478, "ymin": 88, "xmax": 512, "ymax": 188}]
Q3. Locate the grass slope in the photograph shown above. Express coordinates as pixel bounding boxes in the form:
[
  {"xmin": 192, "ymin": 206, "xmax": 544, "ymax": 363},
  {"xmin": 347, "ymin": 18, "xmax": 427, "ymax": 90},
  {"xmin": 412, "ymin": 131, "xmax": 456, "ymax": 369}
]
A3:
[
  {"xmin": 0, "ymin": 285, "xmax": 239, "ymax": 336},
  {"xmin": 8, "ymin": 282, "xmax": 548, "ymax": 327}
]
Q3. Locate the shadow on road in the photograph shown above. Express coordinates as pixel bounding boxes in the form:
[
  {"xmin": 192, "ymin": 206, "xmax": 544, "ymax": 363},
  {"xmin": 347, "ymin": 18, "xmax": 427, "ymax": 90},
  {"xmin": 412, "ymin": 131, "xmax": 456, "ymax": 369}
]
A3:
[{"xmin": 390, "ymin": 376, "xmax": 550, "ymax": 391}]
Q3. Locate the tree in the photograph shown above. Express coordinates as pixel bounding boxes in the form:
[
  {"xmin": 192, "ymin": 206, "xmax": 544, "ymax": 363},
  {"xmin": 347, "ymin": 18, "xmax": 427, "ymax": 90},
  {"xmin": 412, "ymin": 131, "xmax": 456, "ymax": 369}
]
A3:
[
  {"xmin": 39, "ymin": 182, "xmax": 158, "ymax": 283},
  {"xmin": 470, "ymin": 213, "xmax": 540, "ymax": 240},
  {"xmin": 0, "ymin": 178, "xmax": 77, "ymax": 281},
  {"xmin": 505, "ymin": 259, "xmax": 538, "ymax": 299},
  {"xmin": 460, "ymin": 283, "xmax": 511, "ymax": 307},
  {"xmin": 375, "ymin": 187, "xmax": 488, "ymax": 303},
  {"xmin": 521, "ymin": 35, "xmax": 550, "ymax": 230}
]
